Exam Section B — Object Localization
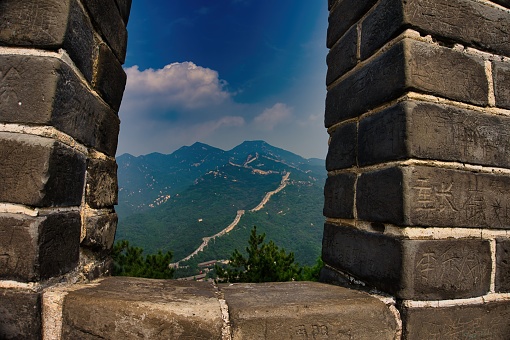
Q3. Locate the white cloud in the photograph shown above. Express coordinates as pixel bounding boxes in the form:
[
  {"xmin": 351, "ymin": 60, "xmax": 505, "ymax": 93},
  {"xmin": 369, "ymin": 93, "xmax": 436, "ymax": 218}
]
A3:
[
  {"xmin": 123, "ymin": 62, "xmax": 231, "ymax": 111},
  {"xmin": 253, "ymin": 103, "xmax": 292, "ymax": 130}
]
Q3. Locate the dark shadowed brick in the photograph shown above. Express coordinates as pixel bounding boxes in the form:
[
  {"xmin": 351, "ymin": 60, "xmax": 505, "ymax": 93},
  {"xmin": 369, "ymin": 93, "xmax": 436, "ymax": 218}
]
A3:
[
  {"xmin": 0, "ymin": 133, "xmax": 86, "ymax": 207},
  {"xmin": 115, "ymin": 0, "xmax": 133, "ymax": 25},
  {"xmin": 359, "ymin": 100, "xmax": 510, "ymax": 168},
  {"xmin": 496, "ymin": 239, "xmax": 510, "ymax": 292},
  {"xmin": 361, "ymin": 0, "xmax": 510, "ymax": 59},
  {"xmin": 494, "ymin": 60, "xmax": 510, "ymax": 110},
  {"xmin": 326, "ymin": 25, "xmax": 358, "ymax": 85},
  {"xmin": 81, "ymin": 211, "xmax": 118, "ymax": 252},
  {"xmin": 0, "ymin": 212, "xmax": 81, "ymax": 281},
  {"xmin": 0, "ymin": 289, "xmax": 41, "ymax": 340},
  {"xmin": 323, "ymin": 224, "xmax": 491, "ymax": 300},
  {"xmin": 400, "ymin": 301, "xmax": 510, "ymax": 339},
  {"xmin": 93, "ymin": 43, "xmax": 127, "ymax": 112},
  {"xmin": 323, "ymin": 173, "xmax": 356, "ymax": 219},
  {"xmin": 326, "ymin": 122, "xmax": 357, "ymax": 171}
]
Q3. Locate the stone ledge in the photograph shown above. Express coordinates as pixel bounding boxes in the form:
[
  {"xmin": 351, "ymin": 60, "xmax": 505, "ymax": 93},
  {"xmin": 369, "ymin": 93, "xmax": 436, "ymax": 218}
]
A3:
[{"xmin": 58, "ymin": 277, "xmax": 399, "ymax": 339}]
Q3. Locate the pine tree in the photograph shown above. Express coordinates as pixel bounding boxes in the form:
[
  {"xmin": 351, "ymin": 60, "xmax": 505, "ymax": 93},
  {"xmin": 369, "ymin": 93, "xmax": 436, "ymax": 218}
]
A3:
[
  {"xmin": 112, "ymin": 240, "xmax": 175, "ymax": 279},
  {"xmin": 215, "ymin": 226, "xmax": 301, "ymax": 283}
]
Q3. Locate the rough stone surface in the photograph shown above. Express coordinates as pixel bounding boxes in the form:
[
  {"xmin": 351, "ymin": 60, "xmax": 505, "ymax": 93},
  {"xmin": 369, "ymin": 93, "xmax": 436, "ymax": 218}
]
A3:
[
  {"xmin": 356, "ymin": 167, "xmax": 404, "ymax": 224},
  {"xmin": 326, "ymin": 39, "xmax": 487, "ymax": 127},
  {"xmin": 0, "ymin": 54, "xmax": 120, "ymax": 156},
  {"xmin": 357, "ymin": 165, "xmax": 510, "ymax": 229},
  {"xmin": 326, "ymin": 122, "xmax": 356, "ymax": 171},
  {"xmin": 323, "ymin": 224, "xmax": 492, "ymax": 300},
  {"xmin": 327, "ymin": 0, "xmax": 377, "ymax": 48},
  {"xmin": 82, "ymin": 0, "xmax": 127, "ymax": 63},
  {"xmin": 323, "ymin": 173, "xmax": 356, "ymax": 219},
  {"xmin": 0, "ymin": 212, "xmax": 81, "ymax": 281},
  {"xmin": 0, "ymin": 132, "xmax": 86, "ymax": 207},
  {"xmin": 115, "ymin": 0, "xmax": 133, "ymax": 25},
  {"xmin": 400, "ymin": 300, "xmax": 510, "ymax": 339},
  {"xmin": 81, "ymin": 211, "xmax": 118, "ymax": 251},
  {"xmin": 86, "ymin": 158, "xmax": 118, "ymax": 208},
  {"xmin": 494, "ymin": 60, "xmax": 510, "ymax": 110},
  {"xmin": 496, "ymin": 239, "xmax": 510, "ymax": 292},
  {"xmin": 358, "ymin": 100, "xmax": 510, "ymax": 168},
  {"xmin": 361, "ymin": 0, "xmax": 510, "ymax": 59},
  {"xmin": 0, "ymin": 289, "xmax": 41, "ymax": 340},
  {"xmin": 326, "ymin": 25, "xmax": 358, "ymax": 85},
  {"xmin": 221, "ymin": 281, "xmax": 398, "ymax": 339},
  {"xmin": 62, "ymin": 277, "xmax": 223, "ymax": 339},
  {"xmin": 93, "ymin": 43, "xmax": 127, "ymax": 112}
]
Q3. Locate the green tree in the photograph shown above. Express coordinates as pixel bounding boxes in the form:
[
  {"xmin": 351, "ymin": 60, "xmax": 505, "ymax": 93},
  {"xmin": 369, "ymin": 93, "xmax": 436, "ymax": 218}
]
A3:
[
  {"xmin": 112, "ymin": 240, "xmax": 174, "ymax": 279},
  {"xmin": 215, "ymin": 226, "xmax": 302, "ymax": 283},
  {"xmin": 298, "ymin": 256, "xmax": 323, "ymax": 281}
]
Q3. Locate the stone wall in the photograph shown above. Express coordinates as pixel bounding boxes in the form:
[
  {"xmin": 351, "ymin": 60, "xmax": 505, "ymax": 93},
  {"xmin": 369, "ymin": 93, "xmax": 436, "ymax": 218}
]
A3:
[
  {"xmin": 0, "ymin": 1, "xmax": 130, "ymax": 338},
  {"xmin": 0, "ymin": 0, "xmax": 510, "ymax": 339},
  {"xmin": 322, "ymin": 0, "xmax": 510, "ymax": 338}
]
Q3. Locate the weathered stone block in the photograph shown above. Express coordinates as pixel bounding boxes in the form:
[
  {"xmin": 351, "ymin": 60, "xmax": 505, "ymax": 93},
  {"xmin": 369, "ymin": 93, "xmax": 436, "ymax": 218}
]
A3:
[
  {"xmin": 323, "ymin": 173, "xmax": 356, "ymax": 219},
  {"xmin": 0, "ymin": 133, "xmax": 86, "ymax": 207},
  {"xmin": 326, "ymin": 122, "xmax": 356, "ymax": 171},
  {"xmin": 86, "ymin": 158, "xmax": 118, "ymax": 208},
  {"xmin": 326, "ymin": 25, "xmax": 358, "ymax": 85},
  {"xmin": 359, "ymin": 100, "xmax": 510, "ymax": 168},
  {"xmin": 115, "ymin": 0, "xmax": 133, "ymax": 25},
  {"xmin": 82, "ymin": 0, "xmax": 127, "ymax": 63},
  {"xmin": 0, "ymin": 0, "xmax": 96, "ymax": 83},
  {"xmin": 361, "ymin": 0, "xmax": 510, "ymax": 59},
  {"xmin": 496, "ymin": 239, "xmax": 510, "ymax": 292},
  {"xmin": 327, "ymin": 0, "xmax": 377, "ymax": 48},
  {"xmin": 0, "ymin": 289, "xmax": 41, "ymax": 340},
  {"xmin": 323, "ymin": 224, "xmax": 492, "ymax": 300},
  {"xmin": 0, "ymin": 54, "xmax": 120, "ymax": 156},
  {"xmin": 93, "ymin": 43, "xmax": 127, "ymax": 112},
  {"xmin": 494, "ymin": 60, "xmax": 510, "ymax": 110},
  {"xmin": 357, "ymin": 165, "xmax": 510, "ymax": 229},
  {"xmin": 356, "ymin": 167, "xmax": 404, "ymax": 224},
  {"xmin": 400, "ymin": 300, "xmax": 510, "ymax": 339},
  {"xmin": 62, "ymin": 277, "xmax": 223, "ymax": 339},
  {"xmin": 221, "ymin": 281, "xmax": 398, "ymax": 339},
  {"xmin": 0, "ymin": 212, "xmax": 81, "ymax": 281},
  {"xmin": 81, "ymin": 211, "xmax": 118, "ymax": 251},
  {"xmin": 326, "ymin": 39, "xmax": 487, "ymax": 127}
]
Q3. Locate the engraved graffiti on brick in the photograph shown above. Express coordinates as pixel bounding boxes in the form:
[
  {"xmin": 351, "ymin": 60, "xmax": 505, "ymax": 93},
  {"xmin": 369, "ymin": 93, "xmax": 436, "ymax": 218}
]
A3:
[{"xmin": 0, "ymin": 67, "xmax": 21, "ymax": 106}]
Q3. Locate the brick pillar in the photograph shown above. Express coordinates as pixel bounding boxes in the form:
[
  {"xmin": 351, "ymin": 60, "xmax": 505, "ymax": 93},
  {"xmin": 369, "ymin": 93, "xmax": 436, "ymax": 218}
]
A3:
[
  {"xmin": 322, "ymin": 0, "xmax": 510, "ymax": 338},
  {"xmin": 0, "ymin": 1, "xmax": 130, "ymax": 338}
]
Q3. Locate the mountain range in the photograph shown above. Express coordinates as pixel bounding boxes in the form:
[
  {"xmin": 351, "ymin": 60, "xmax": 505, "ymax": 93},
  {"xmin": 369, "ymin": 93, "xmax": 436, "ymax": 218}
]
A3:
[{"xmin": 115, "ymin": 140, "xmax": 326, "ymax": 276}]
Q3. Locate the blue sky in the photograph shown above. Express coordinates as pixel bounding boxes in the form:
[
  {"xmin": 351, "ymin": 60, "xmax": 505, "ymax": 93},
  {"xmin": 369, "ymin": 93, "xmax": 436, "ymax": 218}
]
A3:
[{"xmin": 118, "ymin": 0, "xmax": 329, "ymax": 159}]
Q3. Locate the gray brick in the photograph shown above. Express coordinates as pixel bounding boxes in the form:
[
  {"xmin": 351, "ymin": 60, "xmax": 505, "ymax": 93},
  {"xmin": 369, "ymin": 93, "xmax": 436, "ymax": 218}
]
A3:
[
  {"xmin": 83, "ymin": 0, "xmax": 127, "ymax": 63},
  {"xmin": 86, "ymin": 158, "xmax": 118, "ymax": 209},
  {"xmin": 222, "ymin": 281, "xmax": 399, "ymax": 339},
  {"xmin": 0, "ymin": 0, "xmax": 97, "ymax": 83},
  {"xmin": 0, "ymin": 212, "xmax": 81, "ymax": 281},
  {"xmin": 115, "ymin": 0, "xmax": 133, "ymax": 25},
  {"xmin": 326, "ymin": 122, "xmax": 357, "ymax": 171},
  {"xmin": 357, "ymin": 166, "xmax": 510, "ymax": 229},
  {"xmin": 327, "ymin": 0, "xmax": 377, "ymax": 48},
  {"xmin": 0, "ymin": 289, "xmax": 41, "ymax": 340},
  {"xmin": 326, "ymin": 39, "xmax": 487, "ymax": 127},
  {"xmin": 356, "ymin": 167, "xmax": 404, "ymax": 224},
  {"xmin": 62, "ymin": 277, "xmax": 223, "ymax": 339},
  {"xmin": 81, "ymin": 211, "xmax": 118, "ymax": 252},
  {"xmin": 93, "ymin": 43, "xmax": 127, "ymax": 112},
  {"xmin": 361, "ymin": 0, "xmax": 510, "ymax": 59},
  {"xmin": 0, "ymin": 133, "xmax": 86, "ymax": 207},
  {"xmin": 494, "ymin": 60, "xmax": 510, "ymax": 110},
  {"xmin": 359, "ymin": 100, "xmax": 510, "ymax": 168},
  {"xmin": 323, "ymin": 224, "xmax": 491, "ymax": 300},
  {"xmin": 323, "ymin": 173, "xmax": 356, "ymax": 219},
  {"xmin": 0, "ymin": 54, "xmax": 120, "ymax": 156},
  {"xmin": 400, "ymin": 301, "xmax": 510, "ymax": 339},
  {"xmin": 496, "ymin": 239, "xmax": 510, "ymax": 292},
  {"xmin": 326, "ymin": 25, "xmax": 358, "ymax": 85}
]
